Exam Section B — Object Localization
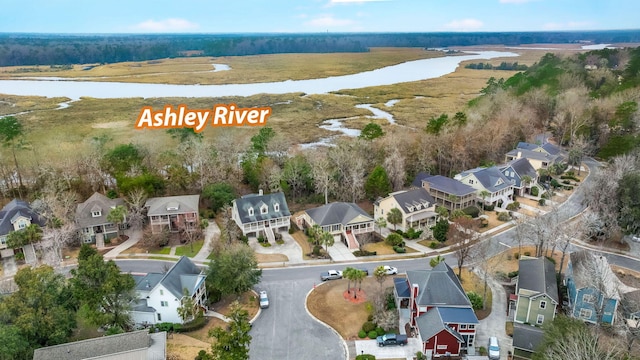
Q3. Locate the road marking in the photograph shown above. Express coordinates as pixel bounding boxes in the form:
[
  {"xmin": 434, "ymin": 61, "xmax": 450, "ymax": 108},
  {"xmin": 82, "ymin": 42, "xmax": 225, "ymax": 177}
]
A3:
[{"xmin": 499, "ymin": 242, "xmax": 511, "ymax": 248}]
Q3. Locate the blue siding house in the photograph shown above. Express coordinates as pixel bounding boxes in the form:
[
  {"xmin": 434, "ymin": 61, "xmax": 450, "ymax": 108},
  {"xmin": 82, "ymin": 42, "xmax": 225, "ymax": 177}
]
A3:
[{"xmin": 566, "ymin": 250, "xmax": 636, "ymax": 324}]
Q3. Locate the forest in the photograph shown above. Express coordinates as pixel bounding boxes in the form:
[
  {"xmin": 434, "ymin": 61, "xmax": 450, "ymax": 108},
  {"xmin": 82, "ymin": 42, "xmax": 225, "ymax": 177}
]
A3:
[{"xmin": 2, "ymin": 30, "xmax": 640, "ymax": 66}]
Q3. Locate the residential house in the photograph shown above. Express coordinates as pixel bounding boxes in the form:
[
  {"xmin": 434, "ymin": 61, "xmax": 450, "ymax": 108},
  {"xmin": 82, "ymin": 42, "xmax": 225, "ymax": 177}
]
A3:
[
  {"xmin": 130, "ymin": 256, "xmax": 207, "ymax": 325},
  {"xmin": 505, "ymin": 148, "xmax": 561, "ymax": 171},
  {"xmin": 297, "ymin": 202, "xmax": 374, "ymax": 250},
  {"xmin": 414, "ymin": 173, "xmax": 477, "ymax": 211},
  {"xmin": 512, "ymin": 323, "xmax": 544, "ymax": 359},
  {"xmin": 566, "ymin": 250, "xmax": 637, "ymax": 324},
  {"xmin": 145, "ymin": 195, "xmax": 199, "ymax": 234},
  {"xmin": 373, "ymin": 188, "xmax": 437, "ymax": 234},
  {"xmin": 0, "ymin": 199, "xmax": 47, "ymax": 260},
  {"xmin": 454, "ymin": 166, "xmax": 514, "ymax": 208},
  {"xmin": 513, "ymin": 257, "xmax": 559, "ymax": 326},
  {"xmin": 75, "ymin": 192, "xmax": 127, "ymax": 245},
  {"xmin": 394, "ymin": 262, "xmax": 479, "ymax": 358},
  {"xmin": 498, "ymin": 158, "xmax": 539, "ymax": 197},
  {"xmin": 515, "ymin": 141, "xmax": 563, "ymax": 158},
  {"xmin": 33, "ymin": 329, "xmax": 166, "ymax": 360},
  {"xmin": 232, "ymin": 190, "xmax": 291, "ymax": 240}
]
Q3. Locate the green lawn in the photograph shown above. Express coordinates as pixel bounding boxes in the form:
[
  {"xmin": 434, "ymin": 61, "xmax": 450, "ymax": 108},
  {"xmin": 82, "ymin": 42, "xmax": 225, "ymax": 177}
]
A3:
[
  {"xmin": 175, "ymin": 239, "xmax": 205, "ymax": 257},
  {"xmin": 150, "ymin": 246, "xmax": 172, "ymax": 255}
]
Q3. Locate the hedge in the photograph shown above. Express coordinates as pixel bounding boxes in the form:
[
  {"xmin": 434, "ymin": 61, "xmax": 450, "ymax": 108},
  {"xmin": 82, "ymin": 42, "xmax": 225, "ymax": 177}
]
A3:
[
  {"xmin": 368, "ymin": 330, "xmax": 379, "ymax": 339},
  {"xmin": 356, "ymin": 355, "xmax": 376, "ymax": 360},
  {"xmin": 462, "ymin": 206, "xmax": 480, "ymax": 218}
]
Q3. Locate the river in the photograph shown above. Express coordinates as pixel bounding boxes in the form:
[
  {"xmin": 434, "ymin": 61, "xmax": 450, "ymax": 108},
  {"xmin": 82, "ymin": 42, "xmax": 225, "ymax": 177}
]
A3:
[{"xmin": 0, "ymin": 51, "xmax": 518, "ymax": 100}]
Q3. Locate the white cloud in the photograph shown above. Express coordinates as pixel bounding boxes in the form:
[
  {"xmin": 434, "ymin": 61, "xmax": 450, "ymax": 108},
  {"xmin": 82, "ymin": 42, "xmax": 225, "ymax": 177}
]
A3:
[
  {"xmin": 443, "ymin": 19, "xmax": 484, "ymax": 31},
  {"xmin": 306, "ymin": 15, "xmax": 355, "ymax": 27},
  {"xmin": 543, "ymin": 21, "xmax": 594, "ymax": 30},
  {"xmin": 133, "ymin": 18, "xmax": 199, "ymax": 32}
]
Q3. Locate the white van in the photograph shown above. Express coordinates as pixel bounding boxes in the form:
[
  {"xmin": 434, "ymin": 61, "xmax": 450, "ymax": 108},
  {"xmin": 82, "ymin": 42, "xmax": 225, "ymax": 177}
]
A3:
[{"xmin": 488, "ymin": 336, "xmax": 500, "ymax": 360}]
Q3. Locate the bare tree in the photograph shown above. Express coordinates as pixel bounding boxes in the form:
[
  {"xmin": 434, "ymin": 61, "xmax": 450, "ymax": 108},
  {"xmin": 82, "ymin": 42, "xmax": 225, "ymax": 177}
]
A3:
[
  {"xmin": 125, "ymin": 188, "xmax": 147, "ymax": 231},
  {"xmin": 384, "ymin": 146, "xmax": 406, "ymax": 191},
  {"xmin": 470, "ymin": 240, "xmax": 498, "ymax": 310},
  {"xmin": 219, "ymin": 205, "xmax": 241, "ymax": 244},
  {"xmin": 553, "ymin": 86, "xmax": 591, "ymax": 145},
  {"xmin": 36, "ymin": 223, "xmax": 77, "ymax": 267},
  {"xmin": 308, "ymin": 149, "xmax": 335, "ymax": 205},
  {"xmin": 616, "ymin": 290, "xmax": 640, "ymax": 357},
  {"xmin": 448, "ymin": 217, "xmax": 479, "ymax": 278}
]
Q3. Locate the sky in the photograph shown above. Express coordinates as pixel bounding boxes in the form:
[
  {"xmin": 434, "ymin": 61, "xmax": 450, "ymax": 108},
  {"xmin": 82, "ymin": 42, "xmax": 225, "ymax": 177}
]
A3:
[{"xmin": 0, "ymin": 0, "xmax": 638, "ymax": 34}]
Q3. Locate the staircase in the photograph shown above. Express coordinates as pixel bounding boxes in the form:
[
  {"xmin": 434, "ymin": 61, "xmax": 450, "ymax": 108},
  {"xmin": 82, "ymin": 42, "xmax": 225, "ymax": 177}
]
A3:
[
  {"xmin": 264, "ymin": 227, "xmax": 275, "ymax": 243},
  {"xmin": 343, "ymin": 230, "xmax": 360, "ymax": 250}
]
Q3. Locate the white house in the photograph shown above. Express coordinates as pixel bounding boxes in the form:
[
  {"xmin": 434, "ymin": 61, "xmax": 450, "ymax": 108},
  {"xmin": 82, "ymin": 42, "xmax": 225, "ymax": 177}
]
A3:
[
  {"xmin": 373, "ymin": 188, "xmax": 437, "ymax": 233},
  {"xmin": 130, "ymin": 256, "xmax": 207, "ymax": 325},
  {"xmin": 232, "ymin": 190, "xmax": 291, "ymax": 240}
]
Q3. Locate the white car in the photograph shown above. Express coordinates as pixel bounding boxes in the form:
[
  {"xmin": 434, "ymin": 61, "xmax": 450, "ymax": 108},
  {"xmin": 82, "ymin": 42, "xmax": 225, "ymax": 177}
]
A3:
[
  {"xmin": 382, "ymin": 265, "xmax": 398, "ymax": 275},
  {"xmin": 632, "ymin": 234, "xmax": 640, "ymax": 242},
  {"xmin": 259, "ymin": 291, "xmax": 269, "ymax": 309}
]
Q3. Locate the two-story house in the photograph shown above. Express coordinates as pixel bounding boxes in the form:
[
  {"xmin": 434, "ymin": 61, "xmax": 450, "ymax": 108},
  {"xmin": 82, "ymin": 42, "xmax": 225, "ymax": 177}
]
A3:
[
  {"xmin": 373, "ymin": 188, "xmax": 437, "ymax": 234},
  {"xmin": 130, "ymin": 256, "xmax": 207, "ymax": 325},
  {"xmin": 231, "ymin": 190, "xmax": 291, "ymax": 240},
  {"xmin": 413, "ymin": 173, "xmax": 477, "ymax": 211},
  {"xmin": 505, "ymin": 149, "xmax": 561, "ymax": 171},
  {"xmin": 454, "ymin": 166, "xmax": 514, "ymax": 208},
  {"xmin": 566, "ymin": 250, "xmax": 637, "ymax": 324},
  {"xmin": 0, "ymin": 199, "xmax": 47, "ymax": 260},
  {"xmin": 145, "ymin": 195, "xmax": 200, "ymax": 234},
  {"xmin": 394, "ymin": 262, "xmax": 479, "ymax": 358},
  {"xmin": 75, "ymin": 192, "xmax": 127, "ymax": 245},
  {"xmin": 298, "ymin": 202, "xmax": 374, "ymax": 250},
  {"xmin": 498, "ymin": 158, "xmax": 539, "ymax": 197},
  {"xmin": 512, "ymin": 256, "xmax": 559, "ymax": 335}
]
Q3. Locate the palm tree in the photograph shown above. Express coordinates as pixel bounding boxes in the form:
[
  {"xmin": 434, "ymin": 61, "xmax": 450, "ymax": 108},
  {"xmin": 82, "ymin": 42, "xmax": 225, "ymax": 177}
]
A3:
[
  {"xmin": 351, "ymin": 269, "xmax": 366, "ymax": 298},
  {"xmin": 107, "ymin": 205, "xmax": 127, "ymax": 239},
  {"xmin": 319, "ymin": 230, "xmax": 335, "ymax": 255},
  {"xmin": 375, "ymin": 217, "xmax": 387, "ymax": 236},
  {"xmin": 447, "ymin": 194, "xmax": 460, "ymax": 210},
  {"xmin": 386, "ymin": 208, "xmax": 402, "ymax": 230},
  {"xmin": 479, "ymin": 190, "xmax": 491, "ymax": 213},
  {"xmin": 430, "ymin": 255, "xmax": 445, "ymax": 268},
  {"xmin": 374, "ymin": 265, "xmax": 387, "ymax": 290},
  {"xmin": 343, "ymin": 267, "xmax": 355, "ymax": 294},
  {"xmin": 521, "ymin": 175, "xmax": 533, "ymax": 194}
]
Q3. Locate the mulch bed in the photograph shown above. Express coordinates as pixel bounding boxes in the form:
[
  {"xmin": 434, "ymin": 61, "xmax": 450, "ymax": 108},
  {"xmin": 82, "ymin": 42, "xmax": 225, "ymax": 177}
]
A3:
[{"xmin": 343, "ymin": 289, "xmax": 367, "ymax": 304}]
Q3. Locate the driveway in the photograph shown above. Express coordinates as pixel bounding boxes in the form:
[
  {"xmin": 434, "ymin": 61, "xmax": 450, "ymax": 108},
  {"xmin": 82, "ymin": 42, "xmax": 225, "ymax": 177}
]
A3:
[
  {"xmin": 355, "ymin": 338, "xmax": 422, "ymax": 359},
  {"xmin": 475, "ymin": 269, "xmax": 512, "ymax": 360},
  {"xmin": 2, "ymin": 255, "xmax": 17, "ymax": 277}
]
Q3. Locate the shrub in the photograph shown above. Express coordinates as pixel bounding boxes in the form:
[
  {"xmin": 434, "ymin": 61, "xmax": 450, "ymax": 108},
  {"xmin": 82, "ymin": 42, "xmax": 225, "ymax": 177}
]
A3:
[
  {"xmin": 367, "ymin": 313, "xmax": 374, "ymax": 322},
  {"xmin": 506, "ymin": 202, "xmax": 519, "ymax": 211},
  {"xmin": 362, "ymin": 321, "xmax": 376, "ymax": 333},
  {"xmin": 538, "ymin": 198, "xmax": 546, "ymax": 206},
  {"xmin": 484, "ymin": 203, "xmax": 495, "ymax": 211},
  {"xmin": 564, "ymin": 185, "xmax": 574, "ymax": 191},
  {"xmin": 240, "ymin": 235, "xmax": 248, "ymax": 244},
  {"xmin": 393, "ymin": 246, "xmax": 406, "ymax": 253},
  {"xmin": 158, "ymin": 322, "xmax": 174, "ymax": 332},
  {"xmin": 394, "ymin": 229, "xmax": 406, "ymax": 237},
  {"xmin": 462, "ymin": 206, "xmax": 480, "ymax": 218},
  {"xmin": 288, "ymin": 227, "xmax": 295, "ymax": 234},
  {"xmin": 376, "ymin": 327, "xmax": 385, "ymax": 336},
  {"xmin": 354, "ymin": 249, "xmax": 376, "ymax": 257},
  {"xmin": 179, "ymin": 313, "xmax": 207, "ymax": 332},
  {"xmin": 368, "ymin": 330, "xmax": 378, "ymax": 339},
  {"xmin": 497, "ymin": 212, "xmax": 511, "ymax": 222},
  {"xmin": 562, "ymin": 180, "xmax": 571, "ymax": 185},
  {"xmin": 416, "ymin": 352, "xmax": 427, "ymax": 360},
  {"xmin": 530, "ymin": 186, "xmax": 539, "ymax": 196},
  {"xmin": 385, "ymin": 233, "xmax": 404, "ymax": 247},
  {"xmin": 312, "ymin": 245, "xmax": 322, "ymax": 256},
  {"xmin": 405, "ymin": 227, "xmax": 423, "ymax": 239},
  {"xmin": 524, "ymin": 251, "xmax": 531, "ymax": 256},
  {"xmin": 479, "ymin": 346, "xmax": 488, "ymax": 356},
  {"xmin": 514, "ymin": 252, "xmax": 520, "ymax": 259},
  {"xmin": 429, "ymin": 241, "xmax": 438, "ymax": 249},
  {"xmin": 550, "ymin": 179, "xmax": 561, "ymax": 188},
  {"xmin": 508, "ymin": 271, "xmax": 519, "ymax": 278},
  {"xmin": 467, "ymin": 291, "xmax": 483, "ymax": 310},
  {"xmin": 358, "ymin": 330, "xmax": 367, "ymax": 339}
]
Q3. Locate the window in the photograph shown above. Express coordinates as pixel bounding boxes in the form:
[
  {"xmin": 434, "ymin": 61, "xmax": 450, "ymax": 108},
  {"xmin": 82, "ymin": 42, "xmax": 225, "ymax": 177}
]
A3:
[
  {"xmin": 437, "ymin": 345, "xmax": 448, "ymax": 350},
  {"xmin": 467, "ymin": 335, "xmax": 475, "ymax": 347},
  {"xmin": 536, "ymin": 314, "xmax": 544, "ymax": 324},
  {"xmin": 540, "ymin": 301, "xmax": 547, "ymax": 309},
  {"xmin": 0, "ymin": 237, "xmax": 5, "ymax": 245},
  {"xmin": 468, "ymin": 324, "xmax": 475, "ymax": 330},
  {"xmin": 160, "ymin": 290, "xmax": 164, "ymax": 295},
  {"xmin": 274, "ymin": 203, "xmax": 279, "ymax": 212},
  {"xmin": 161, "ymin": 301, "xmax": 168, "ymax": 307},
  {"xmin": 260, "ymin": 204, "xmax": 268, "ymax": 214},
  {"xmin": 157, "ymin": 313, "xmax": 162, "ymax": 321},
  {"xmin": 469, "ymin": 180, "xmax": 474, "ymax": 184},
  {"xmin": 583, "ymin": 294, "xmax": 596, "ymax": 304},
  {"xmin": 248, "ymin": 208, "xmax": 254, "ymax": 216},
  {"xmin": 18, "ymin": 221, "xmax": 26, "ymax": 229},
  {"xmin": 459, "ymin": 324, "xmax": 467, "ymax": 330},
  {"xmin": 92, "ymin": 211, "xmax": 101, "ymax": 217},
  {"xmin": 579, "ymin": 308, "xmax": 593, "ymax": 319}
]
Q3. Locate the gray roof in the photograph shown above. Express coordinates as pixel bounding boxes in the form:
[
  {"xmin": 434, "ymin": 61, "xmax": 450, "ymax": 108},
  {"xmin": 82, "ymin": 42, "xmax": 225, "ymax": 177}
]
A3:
[
  {"xmin": 132, "ymin": 298, "xmax": 156, "ymax": 313},
  {"xmin": 437, "ymin": 307, "xmax": 479, "ymax": 324},
  {"xmin": 233, "ymin": 191, "xmax": 290, "ymax": 225},
  {"xmin": 416, "ymin": 307, "xmax": 464, "ymax": 343},
  {"xmin": 421, "ymin": 175, "xmax": 476, "ymax": 196},
  {"xmin": 155, "ymin": 256, "xmax": 204, "ymax": 299},
  {"xmin": 506, "ymin": 148, "xmax": 559, "ymax": 163},
  {"xmin": 305, "ymin": 202, "xmax": 372, "ymax": 227},
  {"xmin": 75, "ymin": 192, "xmax": 125, "ymax": 228},
  {"xmin": 512, "ymin": 323, "xmax": 544, "ymax": 352},
  {"xmin": 517, "ymin": 257, "xmax": 559, "ymax": 303},
  {"xmin": 390, "ymin": 188, "xmax": 436, "ymax": 215},
  {"xmin": 133, "ymin": 273, "xmax": 164, "ymax": 292},
  {"xmin": 500, "ymin": 158, "xmax": 537, "ymax": 180},
  {"xmin": 406, "ymin": 262, "xmax": 471, "ymax": 307},
  {"xmin": 145, "ymin": 195, "xmax": 199, "ymax": 216},
  {"xmin": 516, "ymin": 142, "xmax": 540, "ymax": 152},
  {"xmin": 0, "ymin": 199, "xmax": 47, "ymax": 236},
  {"xmin": 517, "ymin": 141, "xmax": 561, "ymax": 156},
  {"xmin": 32, "ymin": 330, "xmax": 163, "ymax": 360},
  {"xmin": 459, "ymin": 166, "xmax": 513, "ymax": 193},
  {"xmin": 394, "ymin": 277, "xmax": 411, "ymax": 298},
  {"xmin": 412, "ymin": 172, "xmax": 432, "ymax": 188}
]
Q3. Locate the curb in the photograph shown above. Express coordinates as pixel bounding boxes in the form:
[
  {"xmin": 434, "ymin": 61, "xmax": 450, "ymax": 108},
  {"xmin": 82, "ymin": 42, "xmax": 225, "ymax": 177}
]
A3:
[{"xmin": 304, "ymin": 281, "xmax": 350, "ymax": 360}]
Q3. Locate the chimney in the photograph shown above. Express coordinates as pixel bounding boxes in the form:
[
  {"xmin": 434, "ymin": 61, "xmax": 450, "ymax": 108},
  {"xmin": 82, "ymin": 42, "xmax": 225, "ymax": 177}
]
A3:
[
  {"xmin": 259, "ymin": 189, "xmax": 263, "ymax": 196},
  {"xmin": 517, "ymin": 151, "xmax": 522, "ymax": 158}
]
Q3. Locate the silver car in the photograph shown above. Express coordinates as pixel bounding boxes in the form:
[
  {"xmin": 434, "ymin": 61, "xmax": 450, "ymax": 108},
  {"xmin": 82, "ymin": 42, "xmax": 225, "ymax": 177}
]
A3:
[{"xmin": 259, "ymin": 290, "xmax": 269, "ymax": 309}]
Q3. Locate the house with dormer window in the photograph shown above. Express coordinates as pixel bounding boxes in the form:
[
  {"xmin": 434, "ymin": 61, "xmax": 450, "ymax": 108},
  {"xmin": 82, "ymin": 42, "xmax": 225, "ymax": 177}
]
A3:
[
  {"xmin": 373, "ymin": 188, "xmax": 437, "ymax": 234},
  {"xmin": 231, "ymin": 190, "xmax": 291, "ymax": 239},
  {"xmin": 145, "ymin": 195, "xmax": 199, "ymax": 234},
  {"xmin": 498, "ymin": 158, "xmax": 539, "ymax": 197},
  {"xmin": 75, "ymin": 192, "xmax": 128, "ymax": 244},
  {"xmin": 0, "ymin": 199, "xmax": 47, "ymax": 260},
  {"xmin": 454, "ymin": 166, "xmax": 514, "ymax": 208}
]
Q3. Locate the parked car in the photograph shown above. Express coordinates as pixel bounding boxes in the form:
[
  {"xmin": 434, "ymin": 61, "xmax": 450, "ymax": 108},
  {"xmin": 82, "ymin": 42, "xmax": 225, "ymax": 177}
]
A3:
[
  {"xmin": 357, "ymin": 268, "xmax": 369, "ymax": 276},
  {"xmin": 320, "ymin": 270, "xmax": 343, "ymax": 281},
  {"xmin": 377, "ymin": 333, "xmax": 407, "ymax": 347},
  {"xmin": 488, "ymin": 336, "xmax": 500, "ymax": 360},
  {"xmin": 381, "ymin": 265, "xmax": 398, "ymax": 275},
  {"xmin": 259, "ymin": 291, "xmax": 269, "ymax": 309},
  {"xmin": 631, "ymin": 234, "xmax": 640, "ymax": 242}
]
